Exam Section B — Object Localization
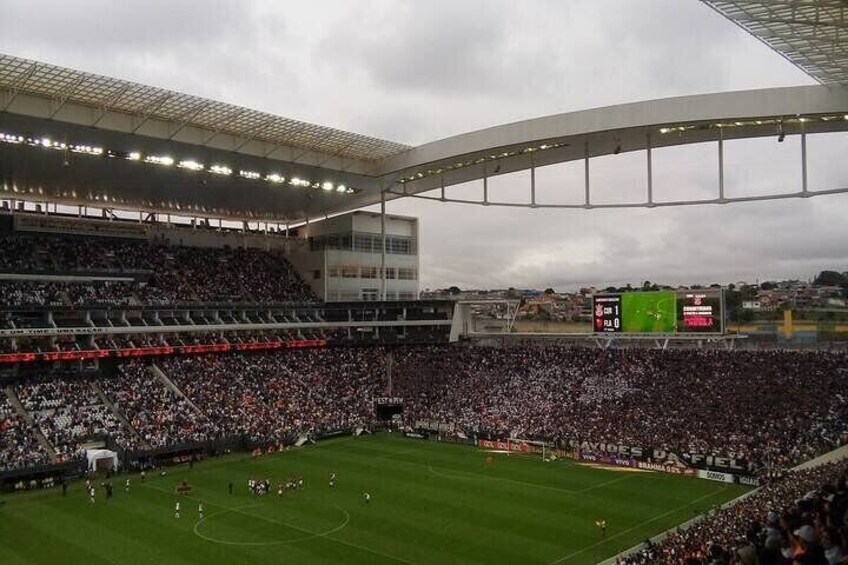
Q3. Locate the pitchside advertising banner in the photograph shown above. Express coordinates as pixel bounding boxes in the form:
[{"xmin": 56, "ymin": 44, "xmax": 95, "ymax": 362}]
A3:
[
  {"xmin": 477, "ymin": 439, "xmax": 578, "ymax": 459},
  {"xmin": 477, "ymin": 438, "xmax": 759, "ymax": 485},
  {"xmin": 592, "ymin": 289, "xmax": 724, "ymax": 335}
]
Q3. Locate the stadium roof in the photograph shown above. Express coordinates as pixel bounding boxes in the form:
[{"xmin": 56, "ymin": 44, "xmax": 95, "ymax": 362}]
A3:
[
  {"xmin": 702, "ymin": 0, "xmax": 848, "ymax": 85},
  {"xmin": 1, "ymin": 53, "xmax": 847, "ymax": 221},
  {"xmin": 0, "ymin": 54, "xmax": 410, "ymax": 162}
]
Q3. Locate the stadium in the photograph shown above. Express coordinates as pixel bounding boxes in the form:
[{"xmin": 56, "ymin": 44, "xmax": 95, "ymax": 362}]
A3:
[{"xmin": 1, "ymin": 2, "xmax": 848, "ymax": 564}]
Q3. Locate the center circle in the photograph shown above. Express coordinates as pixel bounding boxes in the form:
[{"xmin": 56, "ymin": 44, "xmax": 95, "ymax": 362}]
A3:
[{"xmin": 194, "ymin": 500, "xmax": 350, "ymax": 546}]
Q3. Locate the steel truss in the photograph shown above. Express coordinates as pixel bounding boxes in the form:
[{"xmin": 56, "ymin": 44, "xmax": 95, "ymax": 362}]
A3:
[{"xmin": 387, "ymin": 131, "xmax": 848, "ymax": 210}]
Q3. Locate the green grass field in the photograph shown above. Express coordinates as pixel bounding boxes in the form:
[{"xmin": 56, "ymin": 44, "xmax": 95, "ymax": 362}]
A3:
[
  {"xmin": 621, "ymin": 292, "xmax": 677, "ymax": 333},
  {"xmin": 0, "ymin": 434, "xmax": 749, "ymax": 565}
]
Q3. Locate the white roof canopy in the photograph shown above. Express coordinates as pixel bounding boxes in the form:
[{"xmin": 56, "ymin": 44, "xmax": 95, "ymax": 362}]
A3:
[
  {"xmin": 0, "ymin": 53, "xmax": 411, "ymax": 162},
  {"xmin": 703, "ymin": 0, "xmax": 848, "ymax": 85}
]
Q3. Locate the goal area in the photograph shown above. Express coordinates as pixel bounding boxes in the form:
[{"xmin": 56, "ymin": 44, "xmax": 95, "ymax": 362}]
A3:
[{"xmin": 507, "ymin": 438, "xmax": 557, "ymax": 461}]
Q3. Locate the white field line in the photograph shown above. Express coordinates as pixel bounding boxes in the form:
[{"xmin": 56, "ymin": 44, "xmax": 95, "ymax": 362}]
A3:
[
  {"xmin": 547, "ymin": 486, "xmax": 730, "ymax": 565},
  {"xmin": 143, "ymin": 482, "xmax": 413, "ymax": 564}
]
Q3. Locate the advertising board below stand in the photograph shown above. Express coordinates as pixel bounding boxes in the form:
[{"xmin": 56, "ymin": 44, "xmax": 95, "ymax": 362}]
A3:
[
  {"xmin": 697, "ymin": 469, "xmax": 736, "ymax": 483},
  {"xmin": 475, "ymin": 438, "xmax": 759, "ymax": 484}
]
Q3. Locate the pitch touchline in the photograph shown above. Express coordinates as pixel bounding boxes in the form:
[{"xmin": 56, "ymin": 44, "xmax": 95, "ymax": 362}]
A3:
[
  {"xmin": 546, "ymin": 486, "xmax": 729, "ymax": 565},
  {"xmin": 142, "ymin": 482, "xmax": 412, "ymax": 564}
]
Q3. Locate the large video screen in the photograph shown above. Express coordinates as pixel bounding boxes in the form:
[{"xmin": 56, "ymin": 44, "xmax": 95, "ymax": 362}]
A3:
[
  {"xmin": 593, "ymin": 290, "xmax": 723, "ymax": 335},
  {"xmin": 677, "ymin": 290, "xmax": 723, "ymax": 333}
]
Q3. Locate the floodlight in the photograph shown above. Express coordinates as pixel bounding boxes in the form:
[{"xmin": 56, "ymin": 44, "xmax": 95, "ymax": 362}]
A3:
[{"xmin": 178, "ymin": 160, "xmax": 203, "ymax": 171}]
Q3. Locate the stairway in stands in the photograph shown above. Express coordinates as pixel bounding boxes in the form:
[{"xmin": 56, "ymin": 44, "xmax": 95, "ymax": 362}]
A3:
[
  {"xmin": 89, "ymin": 381, "xmax": 151, "ymax": 450},
  {"xmin": 3, "ymin": 385, "xmax": 57, "ymax": 460},
  {"xmin": 150, "ymin": 363, "xmax": 205, "ymax": 416}
]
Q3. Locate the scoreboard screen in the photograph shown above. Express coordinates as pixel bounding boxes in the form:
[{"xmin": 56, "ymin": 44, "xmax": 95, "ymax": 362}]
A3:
[
  {"xmin": 677, "ymin": 291, "xmax": 722, "ymax": 333},
  {"xmin": 593, "ymin": 294, "xmax": 622, "ymax": 333},
  {"xmin": 592, "ymin": 289, "xmax": 724, "ymax": 335}
]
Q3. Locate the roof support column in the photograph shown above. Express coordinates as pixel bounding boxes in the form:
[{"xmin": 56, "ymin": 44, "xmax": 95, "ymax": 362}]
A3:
[
  {"xmin": 530, "ymin": 153, "xmax": 537, "ymax": 208},
  {"xmin": 718, "ymin": 128, "xmax": 725, "ymax": 202},
  {"xmin": 482, "ymin": 163, "xmax": 489, "ymax": 205},
  {"xmin": 380, "ymin": 186, "xmax": 386, "ymax": 302},
  {"xmin": 646, "ymin": 133, "xmax": 654, "ymax": 207},
  {"xmin": 583, "ymin": 141, "xmax": 591, "ymax": 208},
  {"xmin": 801, "ymin": 132, "xmax": 809, "ymax": 197}
]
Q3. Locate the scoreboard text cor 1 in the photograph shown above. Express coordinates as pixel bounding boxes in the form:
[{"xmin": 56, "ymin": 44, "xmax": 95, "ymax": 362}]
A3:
[{"xmin": 593, "ymin": 294, "xmax": 622, "ymax": 333}]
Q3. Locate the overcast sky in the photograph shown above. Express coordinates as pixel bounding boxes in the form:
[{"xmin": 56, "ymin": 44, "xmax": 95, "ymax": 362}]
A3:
[{"xmin": 1, "ymin": 0, "xmax": 847, "ymax": 290}]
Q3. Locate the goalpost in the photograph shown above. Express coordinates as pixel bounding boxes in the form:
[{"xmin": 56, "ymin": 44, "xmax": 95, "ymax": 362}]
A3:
[{"xmin": 506, "ymin": 438, "xmax": 556, "ymax": 461}]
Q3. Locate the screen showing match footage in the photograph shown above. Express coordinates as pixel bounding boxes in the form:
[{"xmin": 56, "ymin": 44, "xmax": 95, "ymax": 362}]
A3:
[{"xmin": 593, "ymin": 290, "xmax": 723, "ymax": 335}]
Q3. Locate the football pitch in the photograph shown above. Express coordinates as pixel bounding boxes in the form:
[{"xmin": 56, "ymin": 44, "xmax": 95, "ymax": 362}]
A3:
[
  {"xmin": 0, "ymin": 434, "xmax": 749, "ymax": 565},
  {"xmin": 621, "ymin": 292, "xmax": 677, "ymax": 333}
]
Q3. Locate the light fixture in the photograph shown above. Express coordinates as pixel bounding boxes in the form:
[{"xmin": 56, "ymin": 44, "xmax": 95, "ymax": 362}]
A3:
[
  {"xmin": 146, "ymin": 155, "xmax": 174, "ymax": 166},
  {"xmin": 178, "ymin": 160, "xmax": 203, "ymax": 171},
  {"xmin": 210, "ymin": 165, "xmax": 232, "ymax": 175},
  {"xmin": 321, "ymin": 181, "xmax": 334, "ymax": 191}
]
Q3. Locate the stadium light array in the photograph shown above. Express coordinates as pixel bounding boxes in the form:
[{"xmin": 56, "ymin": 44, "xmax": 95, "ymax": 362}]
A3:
[
  {"xmin": 178, "ymin": 160, "xmax": 204, "ymax": 171},
  {"xmin": 146, "ymin": 155, "xmax": 174, "ymax": 166},
  {"xmin": 398, "ymin": 140, "xmax": 570, "ymax": 184},
  {"xmin": 397, "ymin": 112, "xmax": 844, "ymax": 186},
  {"xmin": 0, "ymin": 130, "xmax": 359, "ymax": 195},
  {"xmin": 210, "ymin": 165, "xmax": 232, "ymax": 176}
]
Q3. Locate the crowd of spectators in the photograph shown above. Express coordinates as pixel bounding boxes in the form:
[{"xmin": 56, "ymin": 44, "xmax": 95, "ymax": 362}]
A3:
[
  {"xmin": 0, "ymin": 233, "xmax": 316, "ymax": 306},
  {"xmin": 621, "ymin": 459, "xmax": 848, "ymax": 565},
  {"xmin": 99, "ymin": 362, "xmax": 220, "ymax": 448},
  {"xmin": 393, "ymin": 347, "xmax": 848, "ymax": 471},
  {"xmin": 0, "ymin": 281, "xmax": 66, "ymax": 307},
  {"xmin": 64, "ymin": 281, "xmax": 138, "ymax": 307},
  {"xmin": 161, "ymin": 348, "xmax": 383, "ymax": 444},
  {"xmin": 0, "ymin": 396, "xmax": 50, "ymax": 471},
  {"xmin": 14, "ymin": 376, "xmax": 141, "ymax": 459}
]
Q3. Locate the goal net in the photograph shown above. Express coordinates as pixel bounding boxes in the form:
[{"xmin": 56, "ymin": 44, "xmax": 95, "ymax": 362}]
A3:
[{"xmin": 507, "ymin": 438, "xmax": 556, "ymax": 461}]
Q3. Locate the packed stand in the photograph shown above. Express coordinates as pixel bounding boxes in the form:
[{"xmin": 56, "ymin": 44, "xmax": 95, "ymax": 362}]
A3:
[
  {"xmin": 161, "ymin": 348, "xmax": 384, "ymax": 444},
  {"xmin": 63, "ymin": 281, "xmax": 138, "ymax": 307},
  {"xmin": 0, "ymin": 396, "xmax": 51, "ymax": 470},
  {"xmin": 620, "ymin": 459, "xmax": 848, "ymax": 565},
  {"xmin": 100, "ymin": 362, "xmax": 220, "ymax": 448},
  {"xmin": 0, "ymin": 281, "xmax": 65, "ymax": 307},
  {"xmin": 0, "ymin": 233, "xmax": 316, "ymax": 306},
  {"xmin": 15, "ymin": 376, "xmax": 141, "ymax": 459},
  {"xmin": 393, "ymin": 347, "xmax": 848, "ymax": 472}
]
